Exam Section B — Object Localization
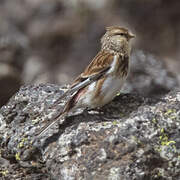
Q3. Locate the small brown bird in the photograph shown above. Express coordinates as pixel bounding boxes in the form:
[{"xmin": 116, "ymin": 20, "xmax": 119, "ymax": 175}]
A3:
[{"xmin": 37, "ymin": 26, "xmax": 135, "ymax": 137}]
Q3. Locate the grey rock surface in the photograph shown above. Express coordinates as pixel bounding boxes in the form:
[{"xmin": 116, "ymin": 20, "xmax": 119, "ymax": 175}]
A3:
[
  {"xmin": 0, "ymin": 84, "xmax": 180, "ymax": 179},
  {"xmin": 0, "ymin": 0, "xmax": 180, "ymax": 106}
]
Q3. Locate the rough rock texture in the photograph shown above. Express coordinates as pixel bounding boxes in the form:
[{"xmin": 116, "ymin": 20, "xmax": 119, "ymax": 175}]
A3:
[
  {"xmin": 0, "ymin": 84, "xmax": 180, "ymax": 179},
  {"xmin": 0, "ymin": 0, "xmax": 180, "ymax": 106}
]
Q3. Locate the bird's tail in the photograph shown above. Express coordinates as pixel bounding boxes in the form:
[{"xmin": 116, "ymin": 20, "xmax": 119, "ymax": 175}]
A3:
[{"xmin": 36, "ymin": 110, "xmax": 67, "ymax": 138}]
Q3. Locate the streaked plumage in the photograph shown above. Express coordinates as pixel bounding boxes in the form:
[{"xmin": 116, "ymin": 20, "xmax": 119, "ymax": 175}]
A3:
[{"xmin": 37, "ymin": 26, "xmax": 135, "ymax": 137}]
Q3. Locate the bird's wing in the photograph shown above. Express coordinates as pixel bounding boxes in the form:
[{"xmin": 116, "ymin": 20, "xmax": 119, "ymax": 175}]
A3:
[
  {"xmin": 71, "ymin": 51, "xmax": 114, "ymax": 87},
  {"xmin": 52, "ymin": 51, "xmax": 114, "ymax": 105}
]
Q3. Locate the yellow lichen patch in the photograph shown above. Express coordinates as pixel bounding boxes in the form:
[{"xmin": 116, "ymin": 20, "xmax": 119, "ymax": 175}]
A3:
[
  {"xmin": 15, "ymin": 152, "xmax": 21, "ymax": 161},
  {"xmin": 152, "ymin": 118, "xmax": 157, "ymax": 124},
  {"xmin": 164, "ymin": 109, "xmax": 177, "ymax": 120},
  {"xmin": 17, "ymin": 138, "xmax": 28, "ymax": 149},
  {"xmin": 103, "ymin": 122, "xmax": 107, "ymax": 126},
  {"xmin": 169, "ymin": 116, "xmax": 177, "ymax": 120},
  {"xmin": 159, "ymin": 128, "xmax": 176, "ymax": 147},
  {"xmin": 164, "ymin": 109, "xmax": 176, "ymax": 116},
  {"xmin": 112, "ymin": 120, "xmax": 118, "ymax": 126},
  {"xmin": 0, "ymin": 170, "xmax": 8, "ymax": 176},
  {"xmin": 160, "ymin": 128, "xmax": 164, "ymax": 134}
]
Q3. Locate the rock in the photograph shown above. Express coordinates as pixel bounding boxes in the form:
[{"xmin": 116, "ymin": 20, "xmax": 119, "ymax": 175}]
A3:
[
  {"xmin": 0, "ymin": 84, "xmax": 180, "ymax": 179},
  {"xmin": 124, "ymin": 50, "xmax": 179, "ymax": 97},
  {"xmin": 0, "ymin": 0, "xmax": 180, "ymax": 105}
]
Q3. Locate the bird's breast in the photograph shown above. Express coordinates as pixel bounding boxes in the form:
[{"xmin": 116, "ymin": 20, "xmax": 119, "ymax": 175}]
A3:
[
  {"xmin": 83, "ymin": 75, "xmax": 126, "ymax": 108},
  {"xmin": 99, "ymin": 75, "xmax": 126, "ymax": 104},
  {"xmin": 75, "ymin": 54, "xmax": 129, "ymax": 108}
]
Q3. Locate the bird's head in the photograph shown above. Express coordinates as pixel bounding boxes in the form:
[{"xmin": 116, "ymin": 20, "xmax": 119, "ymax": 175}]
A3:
[{"xmin": 101, "ymin": 26, "xmax": 135, "ymax": 53}]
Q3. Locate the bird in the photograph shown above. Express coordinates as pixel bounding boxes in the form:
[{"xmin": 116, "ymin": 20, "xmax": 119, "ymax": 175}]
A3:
[{"xmin": 37, "ymin": 26, "xmax": 135, "ymax": 137}]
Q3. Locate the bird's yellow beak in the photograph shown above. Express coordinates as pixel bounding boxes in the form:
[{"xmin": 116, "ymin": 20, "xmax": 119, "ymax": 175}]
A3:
[{"xmin": 128, "ymin": 32, "xmax": 135, "ymax": 39}]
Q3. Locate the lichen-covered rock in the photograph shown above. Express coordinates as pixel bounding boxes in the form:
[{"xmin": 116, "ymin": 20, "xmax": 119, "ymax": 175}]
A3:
[
  {"xmin": 0, "ymin": 0, "xmax": 180, "ymax": 107},
  {"xmin": 0, "ymin": 84, "xmax": 180, "ymax": 179}
]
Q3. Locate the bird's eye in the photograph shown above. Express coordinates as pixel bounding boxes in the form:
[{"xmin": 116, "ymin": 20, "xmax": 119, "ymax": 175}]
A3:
[{"xmin": 114, "ymin": 33, "xmax": 124, "ymax": 36}]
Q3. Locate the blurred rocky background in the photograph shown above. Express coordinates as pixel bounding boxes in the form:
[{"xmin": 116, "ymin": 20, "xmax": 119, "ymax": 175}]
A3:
[{"xmin": 0, "ymin": 0, "xmax": 180, "ymax": 106}]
